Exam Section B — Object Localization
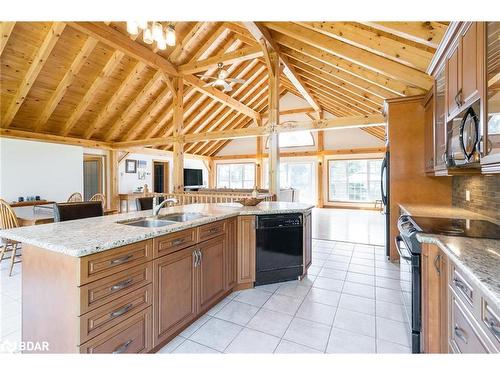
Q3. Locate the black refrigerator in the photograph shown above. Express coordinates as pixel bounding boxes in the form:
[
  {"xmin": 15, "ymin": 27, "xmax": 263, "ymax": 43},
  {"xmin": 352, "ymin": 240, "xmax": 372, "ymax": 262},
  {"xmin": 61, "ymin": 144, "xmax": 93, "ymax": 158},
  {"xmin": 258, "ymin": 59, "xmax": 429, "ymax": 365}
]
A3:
[{"xmin": 381, "ymin": 151, "xmax": 390, "ymax": 258}]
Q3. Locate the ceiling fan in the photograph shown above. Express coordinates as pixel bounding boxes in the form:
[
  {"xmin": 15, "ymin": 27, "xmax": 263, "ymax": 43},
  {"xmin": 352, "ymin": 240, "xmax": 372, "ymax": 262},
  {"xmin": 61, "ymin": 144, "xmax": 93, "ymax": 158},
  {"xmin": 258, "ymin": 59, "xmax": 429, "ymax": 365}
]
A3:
[{"xmin": 197, "ymin": 63, "xmax": 246, "ymax": 92}]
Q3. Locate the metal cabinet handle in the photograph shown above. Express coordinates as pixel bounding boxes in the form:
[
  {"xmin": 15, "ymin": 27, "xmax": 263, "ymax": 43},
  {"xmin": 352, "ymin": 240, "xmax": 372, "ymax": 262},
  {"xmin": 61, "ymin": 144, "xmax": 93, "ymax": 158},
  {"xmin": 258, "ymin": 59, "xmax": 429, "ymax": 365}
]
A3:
[
  {"xmin": 193, "ymin": 250, "xmax": 198, "ymax": 267},
  {"xmin": 434, "ymin": 254, "xmax": 441, "ymax": 275},
  {"xmin": 485, "ymin": 317, "xmax": 500, "ymax": 339},
  {"xmin": 112, "ymin": 339, "xmax": 133, "ymax": 354},
  {"xmin": 110, "ymin": 303, "xmax": 133, "ymax": 318},
  {"xmin": 110, "ymin": 254, "xmax": 133, "ymax": 265},
  {"xmin": 172, "ymin": 238, "xmax": 185, "ymax": 246},
  {"xmin": 454, "ymin": 326, "xmax": 468, "ymax": 344},
  {"xmin": 110, "ymin": 278, "xmax": 133, "ymax": 291},
  {"xmin": 453, "ymin": 278, "xmax": 469, "ymax": 294},
  {"xmin": 198, "ymin": 249, "xmax": 203, "ymax": 265},
  {"xmin": 208, "ymin": 227, "xmax": 219, "ymax": 233}
]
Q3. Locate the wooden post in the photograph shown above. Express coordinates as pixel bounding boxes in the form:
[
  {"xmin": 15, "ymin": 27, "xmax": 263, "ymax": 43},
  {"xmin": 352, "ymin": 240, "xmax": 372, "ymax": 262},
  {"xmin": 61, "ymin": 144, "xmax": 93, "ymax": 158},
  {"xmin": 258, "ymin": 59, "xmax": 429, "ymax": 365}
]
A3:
[
  {"xmin": 109, "ymin": 149, "xmax": 119, "ymax": 211},
  {"xmin": 208, "ymin": 158, "xmax": 215, "ymax": 188},
  {"xmin": 317, "ymin": 111, "xmax": 324, "ymax": 208},
  {"xmin": 172, "ymin": 77, "xmax": 184, "ymax": 193},
  {"xmin": 256, "ymin": 137, "xmax": 263, "ymax": 189},
  {"xmin": 267, "ymin": 51, "xmax": 280, "ymax": 200}
]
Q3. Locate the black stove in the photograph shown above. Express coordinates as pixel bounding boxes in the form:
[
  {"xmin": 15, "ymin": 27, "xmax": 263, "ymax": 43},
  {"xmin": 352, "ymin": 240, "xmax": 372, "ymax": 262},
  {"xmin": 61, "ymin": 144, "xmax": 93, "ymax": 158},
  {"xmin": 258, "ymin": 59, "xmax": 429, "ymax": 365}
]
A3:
[{"xmin": 410, "ymin": 216, "xmax": 500, "ymax": 239}]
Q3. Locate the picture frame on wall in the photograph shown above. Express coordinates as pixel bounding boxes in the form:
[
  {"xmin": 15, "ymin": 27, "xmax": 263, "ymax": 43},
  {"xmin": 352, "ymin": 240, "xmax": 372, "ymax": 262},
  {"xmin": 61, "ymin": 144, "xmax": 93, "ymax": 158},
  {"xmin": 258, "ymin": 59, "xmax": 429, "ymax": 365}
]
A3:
[{"xmin": 125, "ymin": 159, "xmax": 137, "ymax": 173}]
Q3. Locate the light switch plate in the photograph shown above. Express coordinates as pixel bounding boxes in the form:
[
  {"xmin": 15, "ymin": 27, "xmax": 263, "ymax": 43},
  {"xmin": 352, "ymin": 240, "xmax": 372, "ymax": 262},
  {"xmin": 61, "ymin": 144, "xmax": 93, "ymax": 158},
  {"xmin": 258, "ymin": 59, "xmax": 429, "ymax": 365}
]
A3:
[{"xmin": 465, "ymin": 190, "xmax": 471, "ymax": 201}]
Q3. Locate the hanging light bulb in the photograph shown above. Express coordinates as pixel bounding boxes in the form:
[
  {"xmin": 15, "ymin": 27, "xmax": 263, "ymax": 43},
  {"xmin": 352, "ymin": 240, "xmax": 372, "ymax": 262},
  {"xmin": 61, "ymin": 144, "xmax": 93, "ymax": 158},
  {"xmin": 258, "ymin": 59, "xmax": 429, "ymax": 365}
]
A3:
[
  {"xmin": 166, "ymin": 24, "xmax": 176, "ymax": 46},
  {"xmin": 137, "ymin": 21, "xmax": 148, "ymax": 30},
  {"xmin": 157, "ymin": 35, "xmax": 167, "ymax": 50},
  {"xmin": 143, "ymin": 27, "xmax": 154, "ymax": 44},
  {"xmin": 152, "ymin": 22, "xmax": 163, "ymax": 42},
  {"xmin": 126, "ymin": 21, "xmax": 139, "ymax": 36}
]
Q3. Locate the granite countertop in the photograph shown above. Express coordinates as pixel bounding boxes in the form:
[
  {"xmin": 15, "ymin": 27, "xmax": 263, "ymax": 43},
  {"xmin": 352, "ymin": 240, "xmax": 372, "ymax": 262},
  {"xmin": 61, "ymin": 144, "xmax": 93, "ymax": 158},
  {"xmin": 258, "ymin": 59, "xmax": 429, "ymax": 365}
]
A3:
[
  {"xmin": 0, "ymin": 202, "xmax": 313, "ymax": 258},
  {"xmin": 399, "ymin": 203, "xmax": 500, "ymax": 310}
]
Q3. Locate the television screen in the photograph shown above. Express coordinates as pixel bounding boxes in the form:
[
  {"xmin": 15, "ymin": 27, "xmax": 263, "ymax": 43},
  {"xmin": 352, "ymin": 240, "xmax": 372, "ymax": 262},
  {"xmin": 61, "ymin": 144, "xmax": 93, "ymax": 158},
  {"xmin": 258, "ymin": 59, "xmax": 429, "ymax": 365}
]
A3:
[{"xmin": 184, "ymin": 168, "xmax": 203, "ymax": 186}]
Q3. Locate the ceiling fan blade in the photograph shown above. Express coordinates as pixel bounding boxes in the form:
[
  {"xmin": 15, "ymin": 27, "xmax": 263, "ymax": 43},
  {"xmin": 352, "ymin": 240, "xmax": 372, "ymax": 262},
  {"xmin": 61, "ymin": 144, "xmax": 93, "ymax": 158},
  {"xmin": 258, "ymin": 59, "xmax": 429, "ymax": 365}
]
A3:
[
  {"xmin": 197, "ymin": 75, "xmax": 219, "ymax": 80},
  {"xmin": 227, "ymin": 78, "xmax": 246, "ymax": 84},
  {"xmin": 203, "ymin": 82, "xmax": 216, "ymax": 87},
  {"xmin": 222, "ymin": 82, "xmax": 233, "ymax": 92}
]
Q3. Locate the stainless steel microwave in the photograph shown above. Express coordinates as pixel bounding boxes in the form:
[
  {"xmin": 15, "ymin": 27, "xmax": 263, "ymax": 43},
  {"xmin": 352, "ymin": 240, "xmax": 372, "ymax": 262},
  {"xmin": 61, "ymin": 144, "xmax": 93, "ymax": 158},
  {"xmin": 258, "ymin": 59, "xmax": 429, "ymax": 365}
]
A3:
[{"xmin": 444, "ymin": 100, "xmax": 481, "ymax": 168}]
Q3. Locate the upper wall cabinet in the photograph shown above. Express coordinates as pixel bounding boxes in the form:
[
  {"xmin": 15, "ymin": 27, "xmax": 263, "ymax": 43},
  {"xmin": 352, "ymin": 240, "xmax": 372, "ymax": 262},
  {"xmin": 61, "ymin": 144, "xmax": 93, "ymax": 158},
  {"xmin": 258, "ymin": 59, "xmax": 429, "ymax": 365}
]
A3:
[{"xmin": 481, "ymin": 22, "xmax": 500, "ymax": 172}]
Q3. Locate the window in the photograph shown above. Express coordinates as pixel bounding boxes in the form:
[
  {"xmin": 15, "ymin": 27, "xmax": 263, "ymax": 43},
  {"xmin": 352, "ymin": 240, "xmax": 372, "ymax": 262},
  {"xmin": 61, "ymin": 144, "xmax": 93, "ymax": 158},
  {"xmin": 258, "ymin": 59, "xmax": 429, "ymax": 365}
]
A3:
[
  {"xmin": 265, "ymin": 131, "xmax": 315, "ymax": 149},
  {"xmin": 216, "ymin": 163, "xmax": 255, "ymax": 189},
  {"xmin": 328, "ymin": 159, "xmax": 382, "ymax": 203},
  {"xmin": 263, "ymin": 160, "xmax": 316, "ymax": 204}
]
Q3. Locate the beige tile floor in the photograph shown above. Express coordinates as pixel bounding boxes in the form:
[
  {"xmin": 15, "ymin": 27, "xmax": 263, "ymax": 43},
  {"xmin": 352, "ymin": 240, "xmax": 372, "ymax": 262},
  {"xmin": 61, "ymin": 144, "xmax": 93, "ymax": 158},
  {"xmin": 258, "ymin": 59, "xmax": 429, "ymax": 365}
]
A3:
[{"xmin": 0, "ymin": 208, "xmax": 410, "ymax": 354}]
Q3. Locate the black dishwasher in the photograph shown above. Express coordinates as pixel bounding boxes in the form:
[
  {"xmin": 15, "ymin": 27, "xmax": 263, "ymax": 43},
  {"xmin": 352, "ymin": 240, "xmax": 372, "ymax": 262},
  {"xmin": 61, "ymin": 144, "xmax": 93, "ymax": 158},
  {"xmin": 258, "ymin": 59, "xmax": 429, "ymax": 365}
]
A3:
[{"xmin": 255, "ymin": 214, "xmax": 303, "ymax": 285}]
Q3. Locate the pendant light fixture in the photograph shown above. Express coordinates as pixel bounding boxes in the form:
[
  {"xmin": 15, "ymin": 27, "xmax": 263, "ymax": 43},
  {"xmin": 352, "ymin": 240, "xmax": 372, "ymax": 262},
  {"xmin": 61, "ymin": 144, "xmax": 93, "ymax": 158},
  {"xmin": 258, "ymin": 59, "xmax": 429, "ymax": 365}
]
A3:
[{"xmin": 125, "ymin": 21, "xmax": 176, "ymax": 49}]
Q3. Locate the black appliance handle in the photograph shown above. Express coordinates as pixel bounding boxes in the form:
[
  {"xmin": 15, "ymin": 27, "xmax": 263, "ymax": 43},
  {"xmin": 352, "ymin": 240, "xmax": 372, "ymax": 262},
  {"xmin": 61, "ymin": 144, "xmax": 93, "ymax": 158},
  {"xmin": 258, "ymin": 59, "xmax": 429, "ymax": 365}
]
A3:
[
  {"xmin": 395, "ymin": 235, "xmax": 412, "ymax": 261},
  {"xmin": 459, "ymin": 105, "xmax": 479, "ymax": 161},
  {"xmin": 380, "ymin": 157, "xmax": 387, "ymax": 206}
]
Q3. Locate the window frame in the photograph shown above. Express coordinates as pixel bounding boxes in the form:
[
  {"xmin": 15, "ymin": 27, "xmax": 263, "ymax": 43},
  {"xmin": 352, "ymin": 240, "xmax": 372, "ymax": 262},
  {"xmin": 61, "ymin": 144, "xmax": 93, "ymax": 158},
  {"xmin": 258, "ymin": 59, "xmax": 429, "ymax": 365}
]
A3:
[
  {"xmin": 327, "ymin": 158, "xmax": 382, "ymax": 203},
  {"xmin": 215, "ymin": 162, "xmax": 256, "ymax": 189}
]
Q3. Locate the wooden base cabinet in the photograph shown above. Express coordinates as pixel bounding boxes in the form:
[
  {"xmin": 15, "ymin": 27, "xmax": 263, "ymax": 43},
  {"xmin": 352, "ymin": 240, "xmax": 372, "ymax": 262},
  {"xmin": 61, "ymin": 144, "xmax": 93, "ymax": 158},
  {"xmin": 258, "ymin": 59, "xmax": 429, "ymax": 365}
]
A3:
[
  {"xmin": 199, "ymin": 235, "xmax": 226, "ymax": 311},
  {"xmin": 237, "ymin": 215, "xmax": 256, "ymax": 285},
  {"xmin": 225, "ymin": 218, "xmax": 237, "ymax": 290},
  {"xmin": 421, "ymin": 243, "xmax": 448, "ymax": 353},
  {"xmin": 153, "ymin": 247, "xmax": 198, "ymax": 347}
]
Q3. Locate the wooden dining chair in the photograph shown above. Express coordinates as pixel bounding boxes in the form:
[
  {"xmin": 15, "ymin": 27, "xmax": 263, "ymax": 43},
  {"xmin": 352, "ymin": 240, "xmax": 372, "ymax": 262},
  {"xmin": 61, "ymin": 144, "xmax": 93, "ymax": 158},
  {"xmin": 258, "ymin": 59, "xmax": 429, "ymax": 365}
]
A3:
[
  {"xmin": 0, "ymin": 199, "xmax": 22, "ymax": 276},
  {"xmin": 90, "ymin": 193, "xmax": 106, "ymax": 208},
  {"xmin": 67, "ymin": 192, "xmax": 83, "ymax": 202}
]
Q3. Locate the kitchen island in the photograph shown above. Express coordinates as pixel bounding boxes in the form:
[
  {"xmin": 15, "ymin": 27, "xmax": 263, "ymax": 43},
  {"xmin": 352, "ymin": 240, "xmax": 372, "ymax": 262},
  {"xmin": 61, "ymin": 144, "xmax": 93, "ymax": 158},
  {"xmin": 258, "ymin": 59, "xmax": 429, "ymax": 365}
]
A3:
[{"xmin": 0, "ymin": 202, "xmax": 313, "ymax": 353}]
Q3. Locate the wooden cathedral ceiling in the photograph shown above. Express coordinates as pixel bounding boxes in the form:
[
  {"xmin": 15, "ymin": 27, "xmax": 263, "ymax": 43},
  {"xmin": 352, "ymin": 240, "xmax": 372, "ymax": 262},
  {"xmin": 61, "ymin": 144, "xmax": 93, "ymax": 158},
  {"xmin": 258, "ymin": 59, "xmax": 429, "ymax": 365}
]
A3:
[{"xmin": 0, "ymin": 21, "xmax": 448, "ymax": 156}]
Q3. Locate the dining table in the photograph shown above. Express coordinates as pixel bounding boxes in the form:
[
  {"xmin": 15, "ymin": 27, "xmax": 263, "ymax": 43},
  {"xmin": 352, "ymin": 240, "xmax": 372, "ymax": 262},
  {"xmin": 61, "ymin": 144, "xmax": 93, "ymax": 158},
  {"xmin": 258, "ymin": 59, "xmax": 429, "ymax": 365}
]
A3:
[{"xmin": 13, "ymin": 204, "xmax": 118, "ymax": 227}]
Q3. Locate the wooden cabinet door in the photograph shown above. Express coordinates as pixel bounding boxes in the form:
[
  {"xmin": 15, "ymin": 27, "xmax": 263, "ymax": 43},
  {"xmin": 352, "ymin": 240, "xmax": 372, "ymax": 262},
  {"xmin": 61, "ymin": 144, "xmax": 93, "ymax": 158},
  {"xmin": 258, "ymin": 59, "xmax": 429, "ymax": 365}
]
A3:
[
  {"xmin": 434, "ymin": 66, "xmax": 447, "ymax": 171},
  {"xmin": 153, "ymin": 246, "xmax": 198, "ymax": 347},
  {"xmin": 424, "ymin": 91, "xmax": 435, "ymax": 173},
  {"xmin": 198, "ymin": 235, "xmax": 226, "ymax": 312},
  {"xmin": 225, "ymin": 217, "xmax": 237, "ymax": 290},
  {"xmin": 303, "ymin": 211, "xmax": 312, "ymax": 273},
  {"xmin": 237, "ymin": 215, "xmax": 256, "ymax": 284},
  {"xmin": 446, "ymin": 44, "xmax": 460, "ymax": 118},
  {"xmin": 421, "ymin": 243, "xmax": 448, "ymax": 353},
  {"xmin": 460, "ymin": 23, "xmax": 481, "ymax": 106}
]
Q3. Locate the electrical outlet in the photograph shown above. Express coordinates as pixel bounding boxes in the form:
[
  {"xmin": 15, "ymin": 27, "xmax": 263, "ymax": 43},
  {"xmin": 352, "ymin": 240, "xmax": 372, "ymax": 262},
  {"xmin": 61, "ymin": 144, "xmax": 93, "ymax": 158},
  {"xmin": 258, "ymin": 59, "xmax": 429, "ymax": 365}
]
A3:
[{"xmin": 465, "ymin": 190, "xmax": 471, "ymax": 202}]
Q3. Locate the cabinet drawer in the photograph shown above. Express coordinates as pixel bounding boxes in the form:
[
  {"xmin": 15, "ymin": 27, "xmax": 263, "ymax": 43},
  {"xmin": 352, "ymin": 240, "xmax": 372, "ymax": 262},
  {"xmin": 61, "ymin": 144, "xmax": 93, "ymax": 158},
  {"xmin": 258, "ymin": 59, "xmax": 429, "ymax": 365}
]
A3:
[
  {"xmin": 80, "ymin": 284, "xmax": 152, "ymax": 343},
  {"xmin": 80, "ymin": 240, "xmax": 153, "ymax": 285},
  {"xmin": 198, "ymin": 220, "xmax": 226, "ymax": 242},
  {"xmin": 450, "ymin": 291, "xmax": 489, "ymax": 353},
  {"xmin": 80, "ymin": 306, "xmax": 152, "ymax": 353},
  {"xmin": 450, "ymin": 266, "xmax": 474, "ymax": 307},
  {"xmin": 80, "ymin": 262, "xmax": 153, "ymax": 315},
  {"xmin": 481, "ymin": 299, "xmax": 500, "ymax": 348},
  {"xmin": 153, "ymin": 228, "xmax": 197, "ymax": 258}
]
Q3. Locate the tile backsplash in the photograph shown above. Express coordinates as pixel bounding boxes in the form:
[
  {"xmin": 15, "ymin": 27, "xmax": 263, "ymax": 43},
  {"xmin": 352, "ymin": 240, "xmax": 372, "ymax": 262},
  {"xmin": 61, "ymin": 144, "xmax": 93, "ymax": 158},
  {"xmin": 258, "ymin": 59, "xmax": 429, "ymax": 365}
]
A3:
[{"xmin": 452, "ymin": 175, "xmax": 500, "ymax": 220}]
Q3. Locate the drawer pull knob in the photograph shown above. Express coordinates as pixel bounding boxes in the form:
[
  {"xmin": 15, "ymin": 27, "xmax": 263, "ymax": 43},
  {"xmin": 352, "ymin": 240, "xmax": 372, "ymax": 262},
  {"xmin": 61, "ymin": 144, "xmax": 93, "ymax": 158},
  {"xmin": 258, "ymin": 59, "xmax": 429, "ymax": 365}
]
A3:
[
  {"xmin": 171, "ymin": 238, "xmax": 185, "ymax": 246},
  {"xmin": 110, "ymin": 254, "xmax": 133, "ymax": 265},
  {"xmin": 485, "ymin": 317, "xmax": 500, "ymax": 339},
  {"xmin": 110, "ymin": 278, "xmax": 133, "ymax": 291},
  {"xmin": 110, "ymin": 303, "xmax": 133, "ymax": 318},
  {"xmin": 112, "ymin": 339, "xmax": 133, "ymax": 354},
  {"xmin": 208, "ymin": 227, "xmax": 219, "ymax": 233},
  {"xmin": 454, "ymin": 326, "xmax": 468, "ymax": 344}
]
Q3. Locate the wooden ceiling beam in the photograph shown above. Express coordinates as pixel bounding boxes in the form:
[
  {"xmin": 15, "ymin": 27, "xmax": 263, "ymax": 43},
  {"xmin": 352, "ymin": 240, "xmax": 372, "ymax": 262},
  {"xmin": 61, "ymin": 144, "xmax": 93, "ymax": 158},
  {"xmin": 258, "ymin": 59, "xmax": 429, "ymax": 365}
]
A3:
[
  {"xmin": 167, "ymin": 22, "xmax": 207, "ymax": 63},
  {"xmin": 103, "ymin": 70, "xmax": 164, "ymax": 141},
  {"xmin": 264, "ymin": 22, "xmax": 432, "ymax": 91},
  {"xmin": 178, "ymin": 46, "xmax": 263, "ymax": 74},
  {"xmin": 244, "ymin": 22, "xmax": 322, "ymax": 112},
  {"xmin": 33, "ymin": 36, "xmax": 98, "ymax": 132},
  {"xmin": 212, "ymin": 147, "xmax": 387, "ymax": 160},
  {"xmin": 360, "ymin": 22, "xmax": 448, "ymax": 49},
  {"xmin": 61, "ymin": 50, "xmax": 124, "ymax": 136},
  {"xmin": 69, "ymin": 22, "xmax": 177, "ymax": 76},
  {"xmin": 274, "ymin": 34, "xmax": 419, "ymax": 97},
  {"xmin": 0, "ymin": 22, "xmax": 16, "ymax": 56},
  {"xmin": 83, "ymin": 62, "xmax": 148, "ymax": 139},
  {"xmin": 2, "ymin": 22, "xmax": 66, "ymax": 128},
  {"xmin": 297, "ymin": 22, "xmax": 433, "ymax": 72}
]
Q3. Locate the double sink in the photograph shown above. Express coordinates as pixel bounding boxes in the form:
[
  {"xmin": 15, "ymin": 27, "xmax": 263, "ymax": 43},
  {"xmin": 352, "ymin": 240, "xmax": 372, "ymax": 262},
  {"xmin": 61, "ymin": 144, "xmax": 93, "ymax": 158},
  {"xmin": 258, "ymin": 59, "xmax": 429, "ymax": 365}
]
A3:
[{"xmin": 117, "ymin": 212, "xmax": 207, "ymax": 228}]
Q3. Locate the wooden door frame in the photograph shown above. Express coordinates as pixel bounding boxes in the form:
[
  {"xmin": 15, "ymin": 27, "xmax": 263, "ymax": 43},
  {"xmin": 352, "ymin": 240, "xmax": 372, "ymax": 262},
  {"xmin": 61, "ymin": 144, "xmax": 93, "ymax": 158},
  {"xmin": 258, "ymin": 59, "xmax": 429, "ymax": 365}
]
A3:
[
  {"xmin": 152, "ymin": 160, "xmax": 170, "ymax": 194},
  {"xmin": 83, "ymin": 154, "xmax": 106, "ymax": 200}
]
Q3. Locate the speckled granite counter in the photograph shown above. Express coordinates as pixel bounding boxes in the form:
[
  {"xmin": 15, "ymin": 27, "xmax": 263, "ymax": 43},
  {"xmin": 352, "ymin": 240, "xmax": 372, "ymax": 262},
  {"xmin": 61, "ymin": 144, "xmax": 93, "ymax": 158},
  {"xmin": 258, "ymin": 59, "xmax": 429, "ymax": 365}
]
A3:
[
  {"xmin": 399, "ymin": 203, "xmax": 500, "ymax": 310},
  {"xmin": 0, "ymin": 202, "xmax": 313, "ymax": 258}
]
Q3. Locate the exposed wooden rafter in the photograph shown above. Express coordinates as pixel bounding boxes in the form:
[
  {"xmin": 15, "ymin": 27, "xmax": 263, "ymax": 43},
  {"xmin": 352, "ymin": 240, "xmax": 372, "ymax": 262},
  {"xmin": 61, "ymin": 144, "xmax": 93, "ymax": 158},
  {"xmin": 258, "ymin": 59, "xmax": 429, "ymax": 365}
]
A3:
[{"xmin": 0, "ymin": 22, "xmax": 16, "ymax": 56}]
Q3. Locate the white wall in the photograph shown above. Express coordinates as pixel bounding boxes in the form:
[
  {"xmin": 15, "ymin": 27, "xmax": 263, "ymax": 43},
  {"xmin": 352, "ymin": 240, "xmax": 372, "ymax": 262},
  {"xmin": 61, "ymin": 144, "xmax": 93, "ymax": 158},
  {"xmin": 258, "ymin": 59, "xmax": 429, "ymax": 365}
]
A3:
[{"xmin": 0, "ymin": 138, "xmax": 83, "ymax": 203}]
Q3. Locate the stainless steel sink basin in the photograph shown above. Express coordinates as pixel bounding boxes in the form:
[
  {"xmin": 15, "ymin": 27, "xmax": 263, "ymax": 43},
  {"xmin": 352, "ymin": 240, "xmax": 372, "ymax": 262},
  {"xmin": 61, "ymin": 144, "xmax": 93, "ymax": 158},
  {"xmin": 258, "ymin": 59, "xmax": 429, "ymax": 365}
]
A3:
[
  {"xmin": 158, "ymin": 212, "xmax": 207, "ymax": 222},
  {"xmin": 117, "ymin": 217, "xmax": 176, "ymax": 228}
]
